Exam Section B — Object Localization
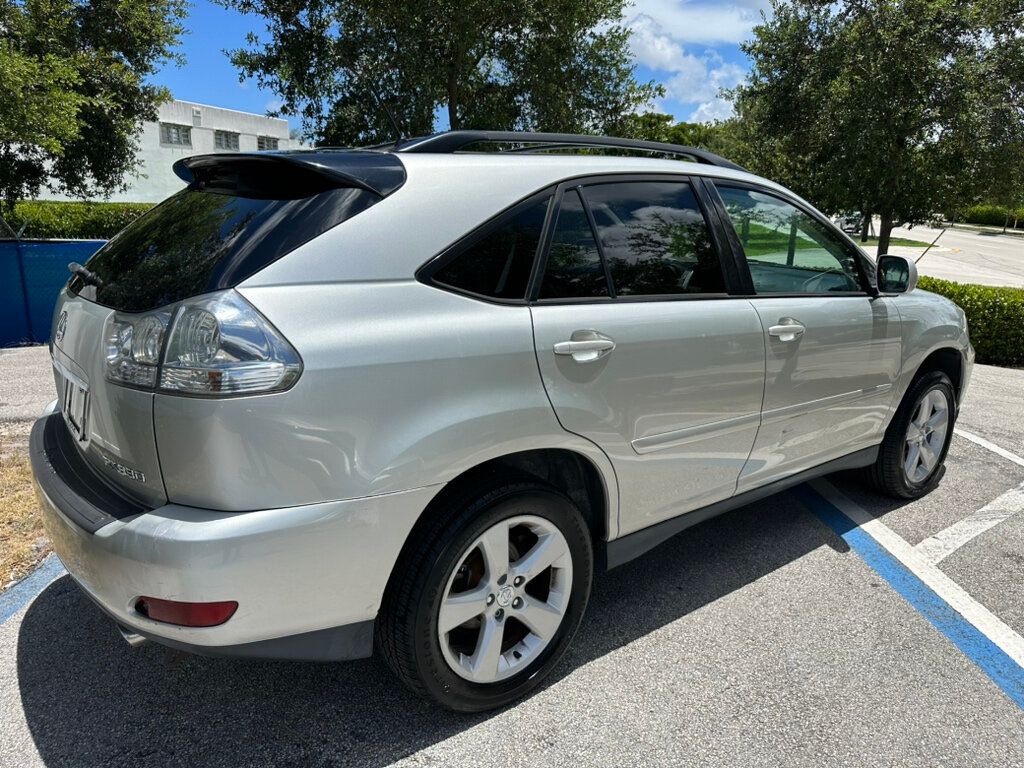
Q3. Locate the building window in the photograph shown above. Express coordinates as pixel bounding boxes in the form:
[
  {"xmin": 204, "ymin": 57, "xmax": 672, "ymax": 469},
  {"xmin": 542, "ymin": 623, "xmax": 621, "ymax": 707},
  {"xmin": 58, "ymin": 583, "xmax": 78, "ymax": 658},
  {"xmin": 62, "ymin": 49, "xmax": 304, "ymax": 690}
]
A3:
[
  {"xmin": 214, "ymin": 130, "xmax": 240, "ymax": 151},
  {"xmin": 160, "ymin": 123, "xmax": 192, "ymax": 146},
  {"xmin": 257, "ymin": 135, "xmax": 279, "ymax": 151}
]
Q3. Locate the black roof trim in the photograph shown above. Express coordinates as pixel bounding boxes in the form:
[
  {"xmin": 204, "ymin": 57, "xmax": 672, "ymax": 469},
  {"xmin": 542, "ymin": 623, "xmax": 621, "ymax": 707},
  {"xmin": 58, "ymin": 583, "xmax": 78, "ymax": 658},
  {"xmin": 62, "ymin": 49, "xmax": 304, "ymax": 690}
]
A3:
[
  {"xmin": 396, "ymin": 131, "xmax": 746, "ymax": 172},
  {"xmin": 173, "ymin": 150, "xmax": 407, "ymax": 197}
]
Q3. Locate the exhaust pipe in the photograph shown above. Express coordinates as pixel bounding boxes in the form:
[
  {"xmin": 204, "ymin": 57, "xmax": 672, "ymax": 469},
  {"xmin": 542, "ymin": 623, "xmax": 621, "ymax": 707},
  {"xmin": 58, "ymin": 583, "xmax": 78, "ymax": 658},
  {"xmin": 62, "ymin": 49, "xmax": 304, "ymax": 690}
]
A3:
[{"xmin": 117, "ymin": 624, "xmax": 148, "ymax": 648}]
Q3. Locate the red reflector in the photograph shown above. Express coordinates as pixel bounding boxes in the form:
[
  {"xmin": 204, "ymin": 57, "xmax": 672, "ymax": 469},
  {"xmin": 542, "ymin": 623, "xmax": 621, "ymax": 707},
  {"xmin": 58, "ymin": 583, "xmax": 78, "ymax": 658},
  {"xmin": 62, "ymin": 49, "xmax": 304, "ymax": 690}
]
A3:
[{"xmin": 135, "ymin": 596, "xmax": 238, "ymax": 627}]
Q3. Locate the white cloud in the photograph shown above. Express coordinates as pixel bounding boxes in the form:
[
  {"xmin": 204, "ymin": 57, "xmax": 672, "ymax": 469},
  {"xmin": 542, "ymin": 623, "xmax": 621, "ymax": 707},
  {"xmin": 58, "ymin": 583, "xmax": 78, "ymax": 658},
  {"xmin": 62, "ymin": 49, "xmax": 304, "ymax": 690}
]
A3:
[
  {"xmin": 689, "ymin": 98, "xmax": 735, "ymax": 123},
  {"xmin": 628, "ymin": 12, "xmax": 749, "ymax": 116},
  {"xmin": 627, "ymin": 0, "xmax": 770, "ymax": 46}
]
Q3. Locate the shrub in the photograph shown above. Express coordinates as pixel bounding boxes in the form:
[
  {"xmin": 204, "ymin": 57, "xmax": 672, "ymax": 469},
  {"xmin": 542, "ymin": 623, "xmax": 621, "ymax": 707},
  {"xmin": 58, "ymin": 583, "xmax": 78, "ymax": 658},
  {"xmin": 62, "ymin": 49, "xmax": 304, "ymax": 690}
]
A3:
[
  {"xmin": 960, "ymin": 204, "xmax": 1024, "ymax": 229},
  {"xmin": 918, "ymin": 276, "xmax": 1024, "ymax": 367},
  {"xmin": 2, "ymin": 200, "xmax": 153, "ymax": 240}
]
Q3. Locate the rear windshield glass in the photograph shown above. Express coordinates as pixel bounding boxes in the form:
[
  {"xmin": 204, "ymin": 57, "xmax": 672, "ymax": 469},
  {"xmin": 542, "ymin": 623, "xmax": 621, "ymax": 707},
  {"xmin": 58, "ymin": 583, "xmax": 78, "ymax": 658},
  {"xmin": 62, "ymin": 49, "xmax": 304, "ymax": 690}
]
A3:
[{"xmin": 69, "ymin": 181, "xmax": 377, "ymax": 312}]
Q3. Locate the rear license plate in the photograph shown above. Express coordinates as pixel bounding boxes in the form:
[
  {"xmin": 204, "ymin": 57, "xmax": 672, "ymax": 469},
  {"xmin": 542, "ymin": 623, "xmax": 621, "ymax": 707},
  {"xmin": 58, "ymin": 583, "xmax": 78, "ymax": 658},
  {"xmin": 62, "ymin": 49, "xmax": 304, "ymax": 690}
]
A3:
[{"xmin": 60, "ymin": 371, "xmax": 90, "ymax": 442}]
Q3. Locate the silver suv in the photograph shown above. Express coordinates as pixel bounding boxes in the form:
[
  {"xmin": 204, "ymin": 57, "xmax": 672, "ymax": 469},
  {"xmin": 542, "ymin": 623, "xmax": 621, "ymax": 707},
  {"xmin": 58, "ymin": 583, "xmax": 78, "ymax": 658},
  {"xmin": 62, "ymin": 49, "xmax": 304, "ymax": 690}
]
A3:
[{"xmin": 31, "ymin": 131, "xmax": 973, "ymax": 711}]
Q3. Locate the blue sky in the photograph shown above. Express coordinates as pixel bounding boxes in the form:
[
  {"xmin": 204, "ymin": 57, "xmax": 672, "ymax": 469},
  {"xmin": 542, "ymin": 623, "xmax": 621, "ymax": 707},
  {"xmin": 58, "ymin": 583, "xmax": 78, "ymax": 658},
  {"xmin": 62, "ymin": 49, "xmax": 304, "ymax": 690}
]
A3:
[{"xmin": 152, "ymin": 0, "xmax": 770, "ymax": 134}]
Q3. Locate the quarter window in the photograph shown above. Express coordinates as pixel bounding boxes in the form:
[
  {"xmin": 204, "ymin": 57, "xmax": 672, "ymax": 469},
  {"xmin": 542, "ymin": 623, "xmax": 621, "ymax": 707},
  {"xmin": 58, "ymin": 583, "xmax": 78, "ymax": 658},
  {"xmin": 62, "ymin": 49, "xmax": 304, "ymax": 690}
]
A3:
[
  {"xmin": 214, "ymin": 130, "xmax": 240, "ymax": 151},
  {"xmin": 716, "ymin": 185, "xmax": 863, "ymax": 294},
  {"xmin": 582, "ymin": 181, "xmax": 725, "ymax": 296},
  {"xmin": 431, "ymin": 196, "xmax": 550, "ymax": 300},
  {"xmin": 539, "ymin": 189, "xmax": 610, "ymax": 299},
  {"xmin": 160, "ymin": 123, "xmax": 191, "ymax": 146}
]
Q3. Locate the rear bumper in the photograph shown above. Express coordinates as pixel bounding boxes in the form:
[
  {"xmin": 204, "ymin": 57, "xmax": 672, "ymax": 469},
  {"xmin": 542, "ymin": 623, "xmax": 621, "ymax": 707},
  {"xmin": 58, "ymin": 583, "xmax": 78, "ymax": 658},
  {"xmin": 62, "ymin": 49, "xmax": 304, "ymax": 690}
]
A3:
[{"xmin": 30, "ymin": 413, "xmax": 439, "ymax": 660}]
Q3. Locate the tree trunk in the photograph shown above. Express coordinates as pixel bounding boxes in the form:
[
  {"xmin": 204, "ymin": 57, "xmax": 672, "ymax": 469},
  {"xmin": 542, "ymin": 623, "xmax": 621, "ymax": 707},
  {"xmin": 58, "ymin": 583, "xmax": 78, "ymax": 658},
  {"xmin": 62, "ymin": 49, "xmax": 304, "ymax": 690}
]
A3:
[
  {"xmin": 860, "ymin": 209, "xmax": 871, "ymax": 242},
  {"xmin": 877, "ymin": 212, "xmax": 894, "ymax": 255}
]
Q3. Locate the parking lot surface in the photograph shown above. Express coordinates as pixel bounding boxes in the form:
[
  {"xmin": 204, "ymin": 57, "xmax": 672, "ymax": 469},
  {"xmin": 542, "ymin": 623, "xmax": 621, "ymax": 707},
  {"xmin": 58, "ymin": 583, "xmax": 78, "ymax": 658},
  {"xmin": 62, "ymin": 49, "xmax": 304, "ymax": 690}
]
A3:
[{"xmin": 1, "ymin": 350, "xmax": 1023, "ymax": 767}]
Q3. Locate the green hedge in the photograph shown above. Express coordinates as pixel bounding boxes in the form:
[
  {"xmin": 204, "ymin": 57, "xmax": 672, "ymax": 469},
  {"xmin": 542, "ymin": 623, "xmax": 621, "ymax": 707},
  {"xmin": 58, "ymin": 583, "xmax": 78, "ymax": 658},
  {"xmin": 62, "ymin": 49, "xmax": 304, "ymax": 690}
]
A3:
[
  {"xmin": 961, "ymin": 203, "xmax": 1024, "ymax": 229},
  {"xmin": 3, "ymin": 200, "xmax": 153, "ymax": 240},
  {"xmin": 918, "ymin": 276, "xmax": 1024, "ymax": 367}
]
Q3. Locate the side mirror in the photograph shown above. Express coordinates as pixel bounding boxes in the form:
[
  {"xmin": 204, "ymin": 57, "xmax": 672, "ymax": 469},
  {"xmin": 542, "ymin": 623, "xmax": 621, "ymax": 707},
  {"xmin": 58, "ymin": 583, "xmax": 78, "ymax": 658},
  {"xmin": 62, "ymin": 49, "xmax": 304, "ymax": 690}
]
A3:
[{"xmin": 876, "ymin": 254, "xmax": 918, "ymax": 294}]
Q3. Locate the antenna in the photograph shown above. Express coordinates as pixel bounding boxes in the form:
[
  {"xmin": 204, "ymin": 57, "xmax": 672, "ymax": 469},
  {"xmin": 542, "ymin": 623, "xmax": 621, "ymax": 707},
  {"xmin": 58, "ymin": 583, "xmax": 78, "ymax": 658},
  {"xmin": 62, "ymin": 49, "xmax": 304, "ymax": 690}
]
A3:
[{"xmin": 344, "ymin": 61, "xmax": 405, "ymax": 148}]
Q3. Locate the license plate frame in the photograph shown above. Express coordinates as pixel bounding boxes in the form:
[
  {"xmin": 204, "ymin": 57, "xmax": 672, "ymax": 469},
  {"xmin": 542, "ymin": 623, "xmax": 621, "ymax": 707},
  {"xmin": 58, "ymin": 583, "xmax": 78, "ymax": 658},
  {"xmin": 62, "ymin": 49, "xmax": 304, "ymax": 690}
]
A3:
[{"xmin": 56, "ymin": 364, "xmax": 90, "ymax": 443}]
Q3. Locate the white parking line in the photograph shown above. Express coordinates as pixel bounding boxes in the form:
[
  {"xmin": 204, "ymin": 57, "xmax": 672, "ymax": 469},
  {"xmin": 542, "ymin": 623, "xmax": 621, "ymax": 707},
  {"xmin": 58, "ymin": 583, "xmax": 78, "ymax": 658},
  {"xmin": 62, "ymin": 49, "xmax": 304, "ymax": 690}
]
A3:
[
  {"xmin": 916, "ymin": 483, "xmax": 1024, "ymax": 564},
  {"xmin": 808, "ymin": 478, "xmax": 1024, "ymax": 670},
  {"xmin": 955, "ymin": 428, "xmax": 1024, "ymax": 468}
]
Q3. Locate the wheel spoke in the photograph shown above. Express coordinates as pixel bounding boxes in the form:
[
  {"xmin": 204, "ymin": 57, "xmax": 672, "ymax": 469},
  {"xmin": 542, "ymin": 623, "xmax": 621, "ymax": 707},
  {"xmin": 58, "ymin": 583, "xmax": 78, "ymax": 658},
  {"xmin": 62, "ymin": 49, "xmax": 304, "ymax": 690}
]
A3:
[
  {"xmin": 511, "ymin": 532, "xmax": 569, "ymax": 584},
  {"xmin": 439, "ymin": 584, "xmax": 490, "ymax": 633},
  {"xmin": 913, "ymin": 398, "xmax": 931, "ymax": 427},
  {"xmin": 927, "ymin": 407, "xmax": 947, "ymax": 430},
  {"xmin": 517, "ymin": 597, "xmax": 564, "ymax": 640},
  {"xmin": 905, "ymin": 443, "xmax": 921, "ymax": 478},
  {"xmin": 478, "ymin": 523, "xmax": 509, "ymax": 583},
  {"xmin": 919, "ymin": 441, "xmax": 937, "ymax": 471},
  {"xmin": 468, "ymin": 615, "xmax": 504, "ymax": 681}
]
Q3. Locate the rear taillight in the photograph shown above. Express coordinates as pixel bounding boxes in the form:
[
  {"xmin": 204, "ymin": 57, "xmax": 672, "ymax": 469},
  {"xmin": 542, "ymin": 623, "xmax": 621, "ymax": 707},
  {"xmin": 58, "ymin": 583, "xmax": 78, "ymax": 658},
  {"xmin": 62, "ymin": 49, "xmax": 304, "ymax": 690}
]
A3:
[
  {"xmin": 103, "ymin": 290, "xmax": 301, "ymax": 396},
  {"xmin": 135, "ymin": 596, "xmax": 238, "ymax": 627}
]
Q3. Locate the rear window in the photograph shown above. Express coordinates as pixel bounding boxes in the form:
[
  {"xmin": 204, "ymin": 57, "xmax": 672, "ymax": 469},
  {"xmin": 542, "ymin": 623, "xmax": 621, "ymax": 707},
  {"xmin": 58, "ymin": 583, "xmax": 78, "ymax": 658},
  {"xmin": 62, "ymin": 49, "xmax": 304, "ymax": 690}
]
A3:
[{"xmin": 69, "ymin": 161, "xmax": 383, "ymax": 312}]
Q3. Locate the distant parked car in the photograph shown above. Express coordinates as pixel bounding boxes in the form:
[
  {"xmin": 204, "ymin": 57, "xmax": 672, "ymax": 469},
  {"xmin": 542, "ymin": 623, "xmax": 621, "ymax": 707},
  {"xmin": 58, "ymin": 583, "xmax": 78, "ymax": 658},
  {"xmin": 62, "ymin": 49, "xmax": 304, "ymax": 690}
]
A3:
[
  {"xmin": 32, "ymin": 130, "xmax": 973, "ymax": 711},
  {"xmin": 836, "ymin": 211, "xmax": 864, "ymax": 233}
]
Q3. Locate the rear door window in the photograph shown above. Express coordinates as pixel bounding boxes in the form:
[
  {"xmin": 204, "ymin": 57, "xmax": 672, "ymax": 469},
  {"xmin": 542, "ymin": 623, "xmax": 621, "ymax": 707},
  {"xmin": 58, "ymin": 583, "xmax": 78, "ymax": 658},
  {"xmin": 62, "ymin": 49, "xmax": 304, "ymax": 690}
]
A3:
[
  {"xmin": 539, "ymin": 189, "xmax": 610, "ymax": 299},
  {"xmin": 582, "ymin": 181, "xmax": 725, "ymax": 296}
]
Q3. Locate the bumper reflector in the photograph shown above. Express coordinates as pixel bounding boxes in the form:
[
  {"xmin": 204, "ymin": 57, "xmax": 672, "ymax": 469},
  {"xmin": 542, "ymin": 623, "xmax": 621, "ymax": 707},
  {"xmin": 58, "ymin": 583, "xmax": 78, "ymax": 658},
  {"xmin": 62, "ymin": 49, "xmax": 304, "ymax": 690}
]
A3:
[{"xmin": 135, "ymin": 596, "xmax": 238, "ymax": 627}]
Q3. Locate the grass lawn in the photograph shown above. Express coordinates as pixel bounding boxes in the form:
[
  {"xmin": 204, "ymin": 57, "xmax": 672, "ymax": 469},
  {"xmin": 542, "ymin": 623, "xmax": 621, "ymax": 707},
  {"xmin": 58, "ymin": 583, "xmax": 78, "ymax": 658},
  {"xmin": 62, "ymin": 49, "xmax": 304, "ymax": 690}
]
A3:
[
  {"xmin": 1, "ymin": 450, "xmax": 49, "ymax": 591},
  {"xmin": 852, "ymin": 235, "xmax": 933, "ymax": 249}
]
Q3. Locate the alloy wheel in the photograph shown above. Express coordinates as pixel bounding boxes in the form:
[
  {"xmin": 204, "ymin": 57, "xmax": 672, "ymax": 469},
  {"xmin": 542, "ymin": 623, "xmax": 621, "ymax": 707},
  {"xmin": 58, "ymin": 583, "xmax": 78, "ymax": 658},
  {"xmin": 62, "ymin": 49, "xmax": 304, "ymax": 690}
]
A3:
[
  {"xmin": 903, "ymin": 387, "xmax": 950, "ymax": 484},
  {"xmin": 437, "ymin": 515, "xmax": 573, "ymax": 684}
]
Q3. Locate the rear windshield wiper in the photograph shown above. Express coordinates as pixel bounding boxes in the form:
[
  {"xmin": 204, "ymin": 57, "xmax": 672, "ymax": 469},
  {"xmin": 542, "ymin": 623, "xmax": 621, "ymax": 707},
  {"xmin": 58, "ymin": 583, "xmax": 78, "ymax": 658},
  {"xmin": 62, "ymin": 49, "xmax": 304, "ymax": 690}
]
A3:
[{"xmin": 68, "ymin": 262, "xmax": 103, "ymax": 288}]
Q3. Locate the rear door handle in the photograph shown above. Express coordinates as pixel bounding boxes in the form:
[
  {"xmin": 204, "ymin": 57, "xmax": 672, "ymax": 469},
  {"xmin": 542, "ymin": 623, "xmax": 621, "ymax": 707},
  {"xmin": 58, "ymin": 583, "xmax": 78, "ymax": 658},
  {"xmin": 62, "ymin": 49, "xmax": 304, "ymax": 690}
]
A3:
[
  {"xmin": 553, "ymin": 330, "xmax": 616, "ymax": 363},
  {"xmin": 767, "ymin": 319, "xmax": 805, "ymax": 342}
]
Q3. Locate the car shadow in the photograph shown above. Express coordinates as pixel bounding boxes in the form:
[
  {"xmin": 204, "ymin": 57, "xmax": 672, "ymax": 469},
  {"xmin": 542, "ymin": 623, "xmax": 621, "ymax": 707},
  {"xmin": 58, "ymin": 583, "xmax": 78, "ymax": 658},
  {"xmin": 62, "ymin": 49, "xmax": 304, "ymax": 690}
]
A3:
[{"xmin": 15, "ymin": 482, "xmax": 905, "ymax": 768}]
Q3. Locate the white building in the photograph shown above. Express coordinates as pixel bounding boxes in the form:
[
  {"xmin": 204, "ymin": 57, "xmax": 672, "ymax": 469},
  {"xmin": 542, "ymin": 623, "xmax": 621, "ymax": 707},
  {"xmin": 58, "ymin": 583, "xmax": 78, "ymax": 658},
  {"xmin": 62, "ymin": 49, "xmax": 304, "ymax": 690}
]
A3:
[{"xmin": 46, "ymin": 99, "xmax": 300, "ymax": 203}]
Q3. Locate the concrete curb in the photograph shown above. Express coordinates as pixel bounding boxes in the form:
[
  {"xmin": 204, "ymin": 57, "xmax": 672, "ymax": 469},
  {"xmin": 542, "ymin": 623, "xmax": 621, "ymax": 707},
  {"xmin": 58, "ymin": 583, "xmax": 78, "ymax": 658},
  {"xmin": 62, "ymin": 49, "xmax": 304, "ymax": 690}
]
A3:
[{"xmin": 0, "ymin": 554, "xmax": 66, "ymax": 625}]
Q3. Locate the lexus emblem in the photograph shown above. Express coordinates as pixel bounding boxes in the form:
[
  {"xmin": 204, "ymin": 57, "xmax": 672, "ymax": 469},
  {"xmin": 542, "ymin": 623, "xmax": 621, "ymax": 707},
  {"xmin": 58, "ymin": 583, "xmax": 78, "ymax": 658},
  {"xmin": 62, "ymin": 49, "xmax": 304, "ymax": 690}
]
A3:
[{"xmin": 55, "ymin": 310, "xmax": 68, "ymax": 343}]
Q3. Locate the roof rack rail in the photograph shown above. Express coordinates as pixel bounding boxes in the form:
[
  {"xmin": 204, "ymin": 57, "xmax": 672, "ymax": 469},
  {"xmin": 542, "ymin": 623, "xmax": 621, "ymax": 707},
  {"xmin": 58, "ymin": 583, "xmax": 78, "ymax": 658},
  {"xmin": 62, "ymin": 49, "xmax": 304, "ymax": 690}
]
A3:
[{"xmin": 395, "ymin": 130, "xmax": 746, "ymax": 172}]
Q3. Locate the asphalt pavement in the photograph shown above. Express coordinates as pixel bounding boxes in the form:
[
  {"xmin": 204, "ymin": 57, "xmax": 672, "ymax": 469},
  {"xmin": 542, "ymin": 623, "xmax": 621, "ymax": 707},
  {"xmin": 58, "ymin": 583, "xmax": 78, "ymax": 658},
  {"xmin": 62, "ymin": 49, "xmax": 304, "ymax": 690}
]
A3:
[
  {"xmin": 873, "ymin": 223, "xmax": 1024, "ymax": 288},
  {"xmin": 2, "ymin": 351, "xmax": 1023, "ymax": 767}
]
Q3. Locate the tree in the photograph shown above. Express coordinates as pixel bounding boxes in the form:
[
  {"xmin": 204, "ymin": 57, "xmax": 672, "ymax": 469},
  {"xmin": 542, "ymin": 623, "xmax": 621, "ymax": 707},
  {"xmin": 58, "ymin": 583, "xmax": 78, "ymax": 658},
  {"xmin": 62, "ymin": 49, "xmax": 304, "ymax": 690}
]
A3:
[
  {"xmin": 0, "ymin": 0, "xmax": 186, "ymax": 213},
  {"xmin": 731, "ymin": 0, "xmax": 1022, "ymax": 254},
  {"xmin": 217, "ymin": 0, "xmax": 661, "ymax": 145}
]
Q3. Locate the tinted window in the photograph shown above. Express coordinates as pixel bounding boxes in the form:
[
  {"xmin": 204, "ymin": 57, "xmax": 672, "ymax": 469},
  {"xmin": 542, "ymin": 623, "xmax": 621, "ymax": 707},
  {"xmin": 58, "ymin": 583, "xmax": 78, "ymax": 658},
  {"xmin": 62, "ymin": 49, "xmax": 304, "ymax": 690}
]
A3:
[
  {"xmin": 69, "ymin": 161, "xmax": 381, "ymax": 312},
  {"xmin": 433, "ymin": 197, "xmax": 549, "ymax": 299},
  {"xmin": 584, "ymin": 181, "xmax": 725, "ymax": 296},
  {"xmin": 539, "ymin": 189, "xmax": 610, "ymax": 299},
  {"xmin": 716, "ymin": 185, "xmax": 863, "ymax": 294}
]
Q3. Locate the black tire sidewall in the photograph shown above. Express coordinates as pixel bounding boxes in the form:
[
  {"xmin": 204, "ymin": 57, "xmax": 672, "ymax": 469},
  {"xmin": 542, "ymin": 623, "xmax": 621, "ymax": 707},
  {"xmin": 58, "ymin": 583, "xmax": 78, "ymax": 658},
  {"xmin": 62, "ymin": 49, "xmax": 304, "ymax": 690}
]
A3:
[
  {"xmin": 410, "ymin": 489, "xmax": 592, "ymax": 712},
  {"xmin": 886, "ymin": 371, "xmax": 956, "ymax": 496}
]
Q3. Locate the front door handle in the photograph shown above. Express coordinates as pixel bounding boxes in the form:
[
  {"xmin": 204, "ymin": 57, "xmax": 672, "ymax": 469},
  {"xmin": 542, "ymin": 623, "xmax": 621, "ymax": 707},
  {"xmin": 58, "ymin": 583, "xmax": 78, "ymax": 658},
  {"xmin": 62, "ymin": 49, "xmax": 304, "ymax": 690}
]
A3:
[
  {"xmin": 553, "ymin": 330, "xmax": 616, "ymax": 363},
  {"xmin": 767, "ymin": 318, "xmax": 805, "ymax": 342}
]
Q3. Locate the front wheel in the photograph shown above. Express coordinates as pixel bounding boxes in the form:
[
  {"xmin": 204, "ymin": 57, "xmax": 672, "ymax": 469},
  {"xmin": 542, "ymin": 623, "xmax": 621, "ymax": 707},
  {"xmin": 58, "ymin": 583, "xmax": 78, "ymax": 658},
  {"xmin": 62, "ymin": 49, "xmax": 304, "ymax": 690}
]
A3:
[
  {"xmin": 866, "ymin": 370, "xmax": 956, "ymax": 498},
  {"xmin": 377, "ymin": 480, "xmax": 593, "ymax": 712}
]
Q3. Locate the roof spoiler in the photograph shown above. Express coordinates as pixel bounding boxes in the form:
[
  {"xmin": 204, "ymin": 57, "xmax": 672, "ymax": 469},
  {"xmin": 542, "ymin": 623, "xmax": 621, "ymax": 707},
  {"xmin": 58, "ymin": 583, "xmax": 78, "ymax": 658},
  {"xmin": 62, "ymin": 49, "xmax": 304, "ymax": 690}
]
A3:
[{"xmin": 173, "ymin": 151, "xmax": 407, "ymax": 197}]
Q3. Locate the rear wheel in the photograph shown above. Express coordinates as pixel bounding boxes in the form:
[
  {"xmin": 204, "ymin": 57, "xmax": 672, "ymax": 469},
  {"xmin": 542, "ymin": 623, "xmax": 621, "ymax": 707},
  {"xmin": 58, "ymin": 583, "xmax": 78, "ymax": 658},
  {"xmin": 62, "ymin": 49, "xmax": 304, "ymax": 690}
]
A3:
[
  {"xmin": 866, "ymin": 370, "xmax": 956, "ymax": 498},
  {"xmin": 377, "ymin": 479, "xmax": 593, "ymax": 712}
]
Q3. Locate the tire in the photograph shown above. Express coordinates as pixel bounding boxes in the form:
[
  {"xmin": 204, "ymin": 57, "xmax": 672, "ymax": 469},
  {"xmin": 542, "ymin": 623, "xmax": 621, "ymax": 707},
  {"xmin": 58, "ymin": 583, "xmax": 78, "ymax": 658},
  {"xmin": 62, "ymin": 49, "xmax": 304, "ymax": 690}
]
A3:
[
  {"xmin": 866, "ymin": 370, "xmax": 956, "ymax": 499},
  {"xmin": 376, "ymin": 478, "xmax": 593, "ymax": 712}
]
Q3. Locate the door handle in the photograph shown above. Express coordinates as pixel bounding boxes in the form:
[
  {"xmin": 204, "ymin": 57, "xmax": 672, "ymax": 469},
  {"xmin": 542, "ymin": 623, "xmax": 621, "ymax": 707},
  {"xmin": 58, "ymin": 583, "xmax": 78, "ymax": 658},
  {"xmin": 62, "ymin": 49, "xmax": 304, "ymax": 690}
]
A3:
[
  {"xmin": 767, "ymin": 318, "xmax": 805, "ymax": 342},
  {"xmin": 553, "ymin": 330, "xmax": 616, "ymax": 363}
]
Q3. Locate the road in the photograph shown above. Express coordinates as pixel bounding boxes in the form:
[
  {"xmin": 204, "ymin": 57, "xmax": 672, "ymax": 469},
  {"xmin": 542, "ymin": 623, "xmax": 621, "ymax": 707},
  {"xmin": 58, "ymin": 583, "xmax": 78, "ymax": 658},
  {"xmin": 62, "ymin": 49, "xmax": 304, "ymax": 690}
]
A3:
[
  {"xmin": 872, "ymin": 223, "xmax": 1024, "ymax": 288},
  {"xmin": 2, "ymin": 350, "xmax": 1024, "ymax": 766}
]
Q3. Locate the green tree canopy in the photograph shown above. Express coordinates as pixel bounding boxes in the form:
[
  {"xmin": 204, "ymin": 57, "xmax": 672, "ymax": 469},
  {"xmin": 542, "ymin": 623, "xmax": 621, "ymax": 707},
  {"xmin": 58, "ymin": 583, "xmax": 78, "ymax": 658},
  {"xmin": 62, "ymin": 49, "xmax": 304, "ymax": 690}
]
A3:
[
  {"xmin": 731, "ymin": 0, "xmax": 1024, "ymax": 253},
  {"xmin": 0, "ymin": 0, "xmax": 186, "ymax": 213},
  {"xmin": 217, "ymin": 0, "xmax": 662, "ymax": 145}
]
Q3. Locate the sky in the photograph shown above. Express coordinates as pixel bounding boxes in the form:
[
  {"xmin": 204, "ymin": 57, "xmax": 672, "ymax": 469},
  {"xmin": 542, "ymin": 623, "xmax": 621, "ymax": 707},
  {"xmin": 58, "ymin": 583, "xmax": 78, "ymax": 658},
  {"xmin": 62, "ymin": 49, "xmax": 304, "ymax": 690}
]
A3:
[{"xmin": 151, "ymin": 0, "xmax": 771, "ymax": 134}]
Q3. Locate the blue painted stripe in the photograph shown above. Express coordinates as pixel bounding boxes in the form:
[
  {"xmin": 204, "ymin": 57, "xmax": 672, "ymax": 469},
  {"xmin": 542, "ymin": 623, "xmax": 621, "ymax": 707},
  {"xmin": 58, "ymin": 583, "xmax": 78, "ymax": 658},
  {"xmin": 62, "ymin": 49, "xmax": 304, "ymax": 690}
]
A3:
[
  {"xmin": 0, "ymin": 554, "xmax": 66, "ymax": 625},
  {"xmin": 793, "ymin": 484, "xmax": 1024, "ymax": 709}
]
